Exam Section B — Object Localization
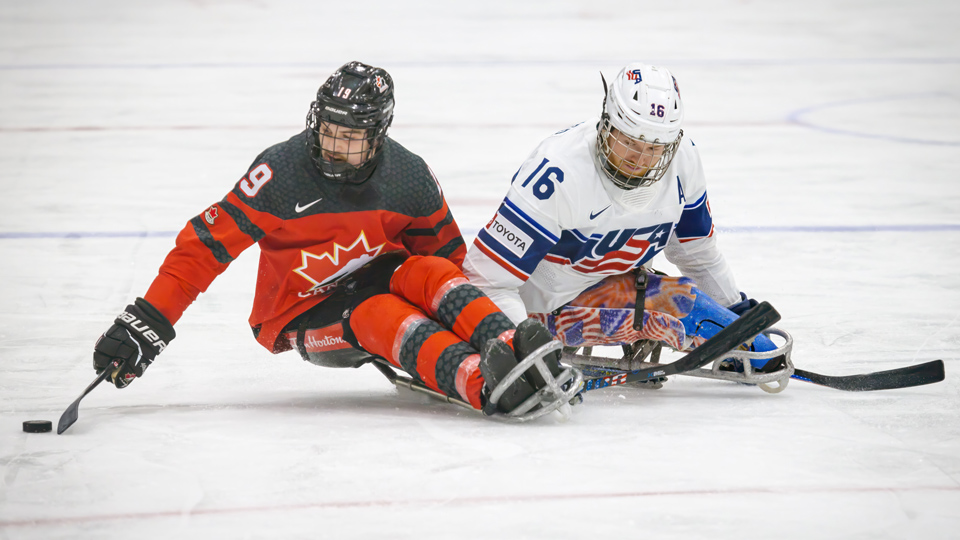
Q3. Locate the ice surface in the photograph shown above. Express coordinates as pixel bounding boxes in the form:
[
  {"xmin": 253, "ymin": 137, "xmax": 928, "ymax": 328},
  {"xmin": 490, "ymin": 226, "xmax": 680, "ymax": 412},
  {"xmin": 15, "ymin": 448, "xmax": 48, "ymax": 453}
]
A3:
[{"xmin": 1, "ymin": 1, "xmax": 959, "ymax": 539}]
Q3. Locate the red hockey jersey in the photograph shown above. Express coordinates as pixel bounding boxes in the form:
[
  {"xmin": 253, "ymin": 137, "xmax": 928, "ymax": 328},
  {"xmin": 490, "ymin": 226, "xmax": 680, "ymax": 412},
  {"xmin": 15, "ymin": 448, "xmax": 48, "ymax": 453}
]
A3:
[{"xmin": 144, "ymin": 131, "xmax": 466, "ymax": 352}]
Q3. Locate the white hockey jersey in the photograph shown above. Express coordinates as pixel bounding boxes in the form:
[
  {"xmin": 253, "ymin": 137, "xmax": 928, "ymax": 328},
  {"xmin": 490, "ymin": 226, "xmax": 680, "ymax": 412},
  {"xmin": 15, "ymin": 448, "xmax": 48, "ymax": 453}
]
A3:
[{"xmin": 463, "ymin": 120, "xmax": 741, "ymax": 323}]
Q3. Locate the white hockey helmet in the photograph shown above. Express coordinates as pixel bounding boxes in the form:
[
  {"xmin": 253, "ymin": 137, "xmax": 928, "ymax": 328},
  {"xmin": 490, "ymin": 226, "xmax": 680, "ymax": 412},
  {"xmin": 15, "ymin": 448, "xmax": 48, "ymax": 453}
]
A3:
[{"xmin": 596, "ymin": 63, "xmax": 684, "ymax": 189}]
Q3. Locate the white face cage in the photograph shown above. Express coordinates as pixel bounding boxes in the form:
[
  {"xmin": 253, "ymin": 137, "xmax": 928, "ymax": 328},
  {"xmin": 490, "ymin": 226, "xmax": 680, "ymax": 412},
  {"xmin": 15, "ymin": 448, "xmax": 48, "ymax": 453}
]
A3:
[{"xmin": 595, "ymin": 118, "xmax": 682, "ymax": 189}]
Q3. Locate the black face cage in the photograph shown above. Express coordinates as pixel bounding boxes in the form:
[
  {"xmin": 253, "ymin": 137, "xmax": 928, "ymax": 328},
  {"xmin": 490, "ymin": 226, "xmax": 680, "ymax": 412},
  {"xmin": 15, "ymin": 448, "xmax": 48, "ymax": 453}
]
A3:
[
  {"xmin": 595, "ymin": 115, "xmax": 683, "ymax": 190},
  {"xmin": 305, "ymin": 62, "xmax": 395, "ymax": 184},
  {"xmin": 306, "ymin": 106, "xmax": 391, "ymax": 184}
]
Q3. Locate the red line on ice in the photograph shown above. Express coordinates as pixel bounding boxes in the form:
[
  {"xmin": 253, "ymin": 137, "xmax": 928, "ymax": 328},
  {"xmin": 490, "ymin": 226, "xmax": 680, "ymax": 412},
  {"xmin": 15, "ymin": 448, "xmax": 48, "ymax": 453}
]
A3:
[{"xmin": 2, "ymin": 485, "xmax": 958, "ymax": 528}]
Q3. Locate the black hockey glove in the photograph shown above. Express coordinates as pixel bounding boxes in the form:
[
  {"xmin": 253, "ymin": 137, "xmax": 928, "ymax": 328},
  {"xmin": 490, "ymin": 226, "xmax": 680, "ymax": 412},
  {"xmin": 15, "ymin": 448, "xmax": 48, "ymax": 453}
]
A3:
[
  {"xmin": 93, "ymin": 298, "xmax": 175, "ymax": 388},
  {"xmin": 728, "ymin": 292, "xmax": 760, "ymax": 317}
]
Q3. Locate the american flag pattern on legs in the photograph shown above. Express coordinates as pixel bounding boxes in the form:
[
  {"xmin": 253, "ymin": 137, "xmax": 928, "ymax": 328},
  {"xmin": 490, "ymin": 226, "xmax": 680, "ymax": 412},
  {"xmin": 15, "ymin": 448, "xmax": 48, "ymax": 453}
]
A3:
[
  {"xmin": 529, "ymin": 271, "xmax": 707, "ymax": 350},
  {"xmin": 532, "ymin": 306, "xmax": 704, "ymax": 350}
]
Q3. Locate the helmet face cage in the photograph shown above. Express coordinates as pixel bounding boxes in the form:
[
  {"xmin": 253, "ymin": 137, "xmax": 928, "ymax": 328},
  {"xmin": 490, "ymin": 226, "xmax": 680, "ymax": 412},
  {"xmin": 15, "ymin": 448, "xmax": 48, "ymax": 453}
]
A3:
[
  {"xmin": 308, "ymin": 114, "xmax": 381, "ymax": 181},
  {"xmin": 594, "ymin": 63, "xmax": 684, "ymax": 190},
  {"xmin": 306, "ymin": 61, "xmax": 395, "ymax": 184},
  {"xmin": 595, "ymin": 118, "xmax": 682, "ymax": 189}
]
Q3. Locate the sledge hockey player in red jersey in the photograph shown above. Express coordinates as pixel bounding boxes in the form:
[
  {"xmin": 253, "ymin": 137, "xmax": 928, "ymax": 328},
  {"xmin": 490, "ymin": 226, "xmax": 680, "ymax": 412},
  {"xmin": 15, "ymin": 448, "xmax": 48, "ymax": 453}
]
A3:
[
  {"xmin": 92, "ymin": 61, "xmax": 580, "ymax": 419},
  {"xmin": 463, "ymin": 63, "xmax": 792, "ymax": 390}
]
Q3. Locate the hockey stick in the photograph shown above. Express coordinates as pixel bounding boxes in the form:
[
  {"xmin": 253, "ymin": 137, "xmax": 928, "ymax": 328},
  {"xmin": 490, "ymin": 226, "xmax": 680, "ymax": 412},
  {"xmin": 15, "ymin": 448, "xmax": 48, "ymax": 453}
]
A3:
[
  {"xmin": 57, "ymin": 361, "xmax": 116, "ymax": 435},
  {"xmin": 581, "ymin": 301, "xmax": 781, "ymax": 392},
  {"xmin": 791, "ymin": 359, "xmax": 944, "ymax": 391}
]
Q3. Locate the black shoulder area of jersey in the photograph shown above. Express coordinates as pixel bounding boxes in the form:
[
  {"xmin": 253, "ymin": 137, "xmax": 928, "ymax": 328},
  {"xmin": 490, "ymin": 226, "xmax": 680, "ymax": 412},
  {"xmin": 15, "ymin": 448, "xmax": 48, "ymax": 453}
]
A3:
[
  {"xmin": 370, "ymin": 138, "xmax": 444, "ymax": 218},
  {"xmin": 232, "ymin": 131, "xmax": 444, "ymax": 220}
]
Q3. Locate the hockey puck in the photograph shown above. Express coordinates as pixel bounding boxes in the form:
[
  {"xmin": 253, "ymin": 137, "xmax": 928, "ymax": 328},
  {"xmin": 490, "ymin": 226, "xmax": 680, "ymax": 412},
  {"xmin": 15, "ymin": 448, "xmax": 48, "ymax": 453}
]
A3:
[{"xmin": 23, "ymin": 420, "xmax": 53, "ymax": 433}]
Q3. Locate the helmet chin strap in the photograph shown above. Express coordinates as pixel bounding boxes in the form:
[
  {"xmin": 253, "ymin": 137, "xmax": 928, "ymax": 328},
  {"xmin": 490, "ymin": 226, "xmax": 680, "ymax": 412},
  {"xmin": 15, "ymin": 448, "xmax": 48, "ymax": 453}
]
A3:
[
  {"xmin": 310, "ymin": 140, "xmax": 382, "ymax": 185},
  {"xmin": 320, "ymin": 155, "xmax": 380, "ymax": 184}
]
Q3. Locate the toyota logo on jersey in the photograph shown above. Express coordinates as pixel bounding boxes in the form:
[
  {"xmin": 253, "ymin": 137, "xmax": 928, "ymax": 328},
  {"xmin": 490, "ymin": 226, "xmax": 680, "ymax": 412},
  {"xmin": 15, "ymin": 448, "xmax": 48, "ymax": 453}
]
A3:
[{"xmin": 485, "ymin": 211, "xmax": 533, "ymax": 258}]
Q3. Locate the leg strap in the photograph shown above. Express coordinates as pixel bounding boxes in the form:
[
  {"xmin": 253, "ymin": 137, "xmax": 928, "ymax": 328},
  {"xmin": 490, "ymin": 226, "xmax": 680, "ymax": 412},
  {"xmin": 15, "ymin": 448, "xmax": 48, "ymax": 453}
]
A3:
[{"xmin": 633, "ymin": 269, "xmax": 648, "ymax": 330}]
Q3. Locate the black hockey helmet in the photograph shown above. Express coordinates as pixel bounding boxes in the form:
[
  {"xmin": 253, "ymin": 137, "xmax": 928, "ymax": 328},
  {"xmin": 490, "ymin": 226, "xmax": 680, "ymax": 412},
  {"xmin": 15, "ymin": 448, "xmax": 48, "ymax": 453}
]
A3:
[{"xmin": 306, "ymin": 61, "xmax": 395, "ymax": 184}]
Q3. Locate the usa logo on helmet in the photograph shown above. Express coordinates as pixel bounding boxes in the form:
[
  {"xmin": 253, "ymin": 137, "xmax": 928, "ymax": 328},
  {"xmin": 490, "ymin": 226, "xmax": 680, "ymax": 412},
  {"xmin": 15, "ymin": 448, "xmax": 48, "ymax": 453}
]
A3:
[{"xmin": 627, "ymin": 69, "xmax": 643, "ymax": 83}]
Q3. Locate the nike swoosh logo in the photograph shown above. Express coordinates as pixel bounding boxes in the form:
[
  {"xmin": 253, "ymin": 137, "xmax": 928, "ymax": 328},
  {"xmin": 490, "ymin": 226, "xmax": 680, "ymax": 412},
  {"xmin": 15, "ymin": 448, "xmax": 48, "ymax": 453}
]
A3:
[
  {"xmin": 295, "ymin": 198, "xmax": 323, "ymax": 213},
  {"xmin": 589, "ymin": 205, "xmax": 611, "ymax": 220}
]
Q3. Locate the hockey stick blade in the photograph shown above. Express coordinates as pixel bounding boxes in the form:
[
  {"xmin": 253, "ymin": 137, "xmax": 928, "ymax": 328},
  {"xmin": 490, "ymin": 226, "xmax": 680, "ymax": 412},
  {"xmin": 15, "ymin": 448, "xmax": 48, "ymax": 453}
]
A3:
[
  {"xmin": 57, "ymin": 363, "xmax": 115, "ymax": 434},
  {"xmin": 581, "ymin": 301, "xmax": 781, "ymax": 392},
  {"xmin": 792, "ymin": 359, "xmax": 944, "ymax": 391}
]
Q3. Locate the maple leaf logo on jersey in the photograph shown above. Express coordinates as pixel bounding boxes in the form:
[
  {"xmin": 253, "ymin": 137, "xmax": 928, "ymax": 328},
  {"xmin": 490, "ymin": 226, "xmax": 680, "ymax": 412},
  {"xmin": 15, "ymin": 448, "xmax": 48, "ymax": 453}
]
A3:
[
  {"xmin": 204, "ymin": 205, "xmax": 219, "ymax": 225},
  {"xmin": 293, "ymin": 232, "xmax": 385, "ymax": 297}
]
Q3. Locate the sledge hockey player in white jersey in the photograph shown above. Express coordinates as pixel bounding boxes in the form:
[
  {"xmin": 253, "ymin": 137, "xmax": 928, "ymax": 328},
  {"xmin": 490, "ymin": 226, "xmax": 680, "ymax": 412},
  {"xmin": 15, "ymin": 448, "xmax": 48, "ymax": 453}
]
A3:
[{"xmin": 463, "ymin": 63, "xmax": 792, "ymax": 390}]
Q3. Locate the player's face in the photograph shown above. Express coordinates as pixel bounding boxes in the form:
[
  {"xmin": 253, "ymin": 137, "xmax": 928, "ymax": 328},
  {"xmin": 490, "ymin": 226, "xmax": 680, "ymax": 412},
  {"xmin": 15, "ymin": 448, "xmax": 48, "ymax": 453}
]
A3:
[
  {"xmin": 604, "ymin": 128, "xmax": 666, "ymax": 179},
  {"xmin": 318, "ymin": 121, "xmax": 372, "ymax": 166}
]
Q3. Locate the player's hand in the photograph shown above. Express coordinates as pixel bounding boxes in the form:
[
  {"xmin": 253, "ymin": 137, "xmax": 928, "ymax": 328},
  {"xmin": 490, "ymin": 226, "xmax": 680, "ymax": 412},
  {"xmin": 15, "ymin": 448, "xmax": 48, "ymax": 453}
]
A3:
[
  {"xmin": 728, "ymin": 292, "xmax": 760, "ymax": 317},
  {"xmin": 93, "ymin": 298, "xmax": 175, "ymax": 388}
]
